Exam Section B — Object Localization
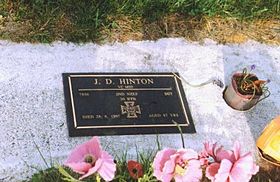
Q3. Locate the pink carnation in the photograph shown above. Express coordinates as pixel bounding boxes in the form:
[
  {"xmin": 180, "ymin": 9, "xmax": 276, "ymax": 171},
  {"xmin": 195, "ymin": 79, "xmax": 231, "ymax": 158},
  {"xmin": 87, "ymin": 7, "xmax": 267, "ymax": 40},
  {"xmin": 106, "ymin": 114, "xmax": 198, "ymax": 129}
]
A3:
[
  {"xmin": 153, "ymin": 148, "xmax": 202, "ymax": 182},
  {"xmin": 201, "ymin": 141, "xmax": 259, "ymax": 182},
  {"xmin": 64, "ymin": 137, "xmax": 116, "ymax": 181}
]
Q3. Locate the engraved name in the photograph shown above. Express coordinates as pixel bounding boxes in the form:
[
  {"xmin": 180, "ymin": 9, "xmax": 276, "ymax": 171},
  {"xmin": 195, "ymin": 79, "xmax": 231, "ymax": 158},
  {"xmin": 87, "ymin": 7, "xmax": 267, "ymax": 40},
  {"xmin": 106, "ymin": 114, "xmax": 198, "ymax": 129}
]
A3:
[
  {"xmin": 119, "ymin": 78, "xmax": 154, "ymax": 85},
  {"xmin": 93, "ymin": 78, "xmax": 154, "ymax": 85}
]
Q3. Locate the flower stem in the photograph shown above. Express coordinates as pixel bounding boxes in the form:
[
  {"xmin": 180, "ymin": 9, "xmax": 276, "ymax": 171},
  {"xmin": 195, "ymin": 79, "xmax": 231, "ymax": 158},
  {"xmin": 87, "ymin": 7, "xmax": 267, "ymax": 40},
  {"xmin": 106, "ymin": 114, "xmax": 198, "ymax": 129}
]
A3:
[{"xmin": 172, "ymin": 120, "xmax": 185, "ymax": 148}]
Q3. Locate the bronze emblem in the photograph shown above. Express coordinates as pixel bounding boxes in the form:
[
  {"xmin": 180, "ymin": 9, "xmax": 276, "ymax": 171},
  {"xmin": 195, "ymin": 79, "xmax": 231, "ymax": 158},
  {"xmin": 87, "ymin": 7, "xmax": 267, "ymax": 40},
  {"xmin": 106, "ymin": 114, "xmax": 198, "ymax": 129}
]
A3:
[{"xmin": 121, "ymin": 101, "xmax": 141, "ymax": 118}]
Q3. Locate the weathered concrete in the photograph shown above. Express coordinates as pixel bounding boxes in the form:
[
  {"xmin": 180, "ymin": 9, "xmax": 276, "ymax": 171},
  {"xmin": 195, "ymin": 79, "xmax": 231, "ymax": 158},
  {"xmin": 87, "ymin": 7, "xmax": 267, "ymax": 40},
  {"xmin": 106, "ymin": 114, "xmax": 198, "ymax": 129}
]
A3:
[{"xmin": 0, "ymin": 39, "xmax": 279, "ymax": 181}]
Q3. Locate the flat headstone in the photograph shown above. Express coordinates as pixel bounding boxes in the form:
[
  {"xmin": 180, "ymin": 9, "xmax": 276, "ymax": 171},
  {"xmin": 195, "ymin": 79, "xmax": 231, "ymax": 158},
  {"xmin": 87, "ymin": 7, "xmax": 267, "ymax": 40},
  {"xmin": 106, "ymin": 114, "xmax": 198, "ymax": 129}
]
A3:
[
  {"xmin": 63, "ymin": 72, "xmax": 195, "ymax": 136},
  {"xmin": 0, "ymin": 39, "xmax": 279, "ymax": 181}
]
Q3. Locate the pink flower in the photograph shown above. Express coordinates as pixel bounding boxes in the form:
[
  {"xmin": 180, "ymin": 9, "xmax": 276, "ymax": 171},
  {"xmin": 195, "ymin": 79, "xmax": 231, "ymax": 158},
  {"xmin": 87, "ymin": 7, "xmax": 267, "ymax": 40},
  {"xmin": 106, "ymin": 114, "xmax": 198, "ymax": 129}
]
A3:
[
  {"xmin": 153, "ymin": 148, "xmax": 202, "ymax": 182},
  {"xmin": 64, "ymin": 137, "xmax": 116, "ymax": 181},
  {"xmin": 202, "ymin": 142, "xmax": 259, "ymax": 182},
  {"xmin": 199, "ymin": 142, "xmax": 234, "ymax": 166}
]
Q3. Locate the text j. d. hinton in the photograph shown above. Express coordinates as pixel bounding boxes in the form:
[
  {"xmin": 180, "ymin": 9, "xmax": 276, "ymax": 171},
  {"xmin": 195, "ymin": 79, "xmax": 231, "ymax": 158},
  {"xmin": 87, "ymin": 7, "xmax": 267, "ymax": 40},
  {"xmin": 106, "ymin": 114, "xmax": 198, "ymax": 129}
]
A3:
[{"xmin": 93, "ymin": 78, "xmax": 154, "ymax": 85}]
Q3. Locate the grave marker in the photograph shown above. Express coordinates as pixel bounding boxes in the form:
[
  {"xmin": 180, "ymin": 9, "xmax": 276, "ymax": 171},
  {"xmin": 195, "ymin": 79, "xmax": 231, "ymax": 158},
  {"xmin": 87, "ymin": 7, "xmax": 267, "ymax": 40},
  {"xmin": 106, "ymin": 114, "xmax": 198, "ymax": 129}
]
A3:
[{"xmin": 63, "ymin": 73, "xmax": 195, "ymax": 136}]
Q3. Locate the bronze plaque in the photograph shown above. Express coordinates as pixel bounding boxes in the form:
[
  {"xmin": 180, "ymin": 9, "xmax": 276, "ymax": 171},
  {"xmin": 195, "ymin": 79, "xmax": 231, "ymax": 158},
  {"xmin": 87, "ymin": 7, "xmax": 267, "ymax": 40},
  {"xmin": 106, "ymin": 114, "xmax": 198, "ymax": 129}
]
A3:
[{"xmin": 63, "ymin": 73, "xmax": 195, "ymax": 136}]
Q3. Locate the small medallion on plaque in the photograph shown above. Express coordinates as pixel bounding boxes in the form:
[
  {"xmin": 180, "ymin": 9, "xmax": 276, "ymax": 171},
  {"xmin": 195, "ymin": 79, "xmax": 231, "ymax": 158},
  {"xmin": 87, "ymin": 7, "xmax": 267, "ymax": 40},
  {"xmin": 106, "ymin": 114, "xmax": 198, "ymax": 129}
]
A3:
[
  {"xmin": 62, "ymin": 72, "xmax": 196, "ymax": 136},
  {"xmin": 121, "ymin": 101, "xmax": 141, "ymax": 118}
]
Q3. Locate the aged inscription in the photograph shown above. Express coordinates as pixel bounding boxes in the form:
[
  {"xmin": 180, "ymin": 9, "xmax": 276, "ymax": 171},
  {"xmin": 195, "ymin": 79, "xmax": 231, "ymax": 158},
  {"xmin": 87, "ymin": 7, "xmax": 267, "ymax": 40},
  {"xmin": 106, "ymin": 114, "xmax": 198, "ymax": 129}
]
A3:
[{"xmin": 63, "ymin": 73, "xmax": 196, "ymax": 136}]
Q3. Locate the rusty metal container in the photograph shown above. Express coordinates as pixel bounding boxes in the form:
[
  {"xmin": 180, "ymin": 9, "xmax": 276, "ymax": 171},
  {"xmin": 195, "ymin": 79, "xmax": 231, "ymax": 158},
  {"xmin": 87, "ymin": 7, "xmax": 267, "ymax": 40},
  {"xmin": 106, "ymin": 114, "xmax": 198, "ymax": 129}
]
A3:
[{"xmin": 223, "ymin": 73, "xmax": 261, "ymax": 111}]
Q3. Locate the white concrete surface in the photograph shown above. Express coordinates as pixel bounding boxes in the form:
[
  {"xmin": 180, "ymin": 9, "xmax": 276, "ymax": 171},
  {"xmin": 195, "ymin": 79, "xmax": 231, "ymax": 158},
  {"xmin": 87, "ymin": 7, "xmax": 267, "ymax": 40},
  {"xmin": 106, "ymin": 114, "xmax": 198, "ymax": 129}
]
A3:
[{"xmin": 0, "ymin": 38, "xmax": 279, "ymax": 181}]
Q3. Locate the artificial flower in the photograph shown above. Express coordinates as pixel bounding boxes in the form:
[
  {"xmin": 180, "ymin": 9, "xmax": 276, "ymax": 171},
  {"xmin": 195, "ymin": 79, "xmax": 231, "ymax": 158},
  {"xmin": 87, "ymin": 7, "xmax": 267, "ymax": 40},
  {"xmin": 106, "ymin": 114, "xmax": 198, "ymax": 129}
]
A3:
[
  {"xmin": 64, "ymin": 137, "xmax": 116, "ymax": 181},
  {"xmin": 199, "ymin": 142, "xmax": 234, "ymax": 166},
  {"xmin": 153, "ymin": 148, "xmax": 202, "ymax": 182},
  {"xmin": 250, "ymin": 64, "xmax": 256, "ymax": 70},
  {"xmin": 199, "ymin": 141, "xmax": 234, "ymax": 181},
  {"xmin": 202, "ymin": 141, "xmax": 259, "ymax": 182},
  {"xmin": 127, "ymin": 160, "xmax": 144, "ymax": 179}
]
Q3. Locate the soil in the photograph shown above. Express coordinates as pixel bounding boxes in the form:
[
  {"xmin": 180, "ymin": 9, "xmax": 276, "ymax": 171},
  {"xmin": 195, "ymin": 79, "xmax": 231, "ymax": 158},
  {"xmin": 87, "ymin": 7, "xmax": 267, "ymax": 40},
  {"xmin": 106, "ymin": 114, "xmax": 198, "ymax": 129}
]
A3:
[
  {"xmin": 235, "ymin": 74, "xmax": 263, "ymax": 96},
  {"xmin": 102, "ymin": 15, "xmax": 280, "ymax": 45}
]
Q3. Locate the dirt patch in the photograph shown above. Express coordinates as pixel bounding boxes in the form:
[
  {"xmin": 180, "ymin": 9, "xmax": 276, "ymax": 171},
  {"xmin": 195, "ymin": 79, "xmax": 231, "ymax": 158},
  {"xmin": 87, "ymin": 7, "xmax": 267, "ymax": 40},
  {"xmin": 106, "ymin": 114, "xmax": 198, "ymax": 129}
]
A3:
[
  {"xmin": 0, "ymin": 13, "xmax": 75, "ymax": 43},
  {"xmin": 0, "ymin": 16, "xmax": 32, "ymax": 42},
  {"xmin": 102, "ymin": 15, "xmax": 280, "ymax": 45}
]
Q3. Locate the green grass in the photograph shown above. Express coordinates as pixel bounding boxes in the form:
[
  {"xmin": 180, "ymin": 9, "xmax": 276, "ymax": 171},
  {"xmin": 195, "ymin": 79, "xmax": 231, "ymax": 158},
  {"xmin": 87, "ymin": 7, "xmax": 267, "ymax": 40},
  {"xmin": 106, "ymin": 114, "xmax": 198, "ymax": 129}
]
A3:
[{"xmin": 0, "ymin": 0, "xmax": 279, "ymax": 43}]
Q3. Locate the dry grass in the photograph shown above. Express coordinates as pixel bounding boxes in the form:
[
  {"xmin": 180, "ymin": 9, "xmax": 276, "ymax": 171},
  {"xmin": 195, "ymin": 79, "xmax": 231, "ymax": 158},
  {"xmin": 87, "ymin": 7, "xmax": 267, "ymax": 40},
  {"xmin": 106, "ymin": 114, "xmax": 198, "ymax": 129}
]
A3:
[
  {"xmin": 0, "ymin": 16, "xmax": 31, "ymax": 42},
  {"xmin": 102, "ymin": 15, "xmax": 280, "ymax": 45},
  {"xmin": 251, "ymin": 159, "xmax": 280, "ymax": 182},
  {"xmin": 1, "ymin": 13, "xmax": 279, "ymax": 44},
  {"xmin": 1, "ymin": 0, "xmax": 280, "ymax": 43},
  {"xmin": 0, "ymin": 14, "xmax": 76, "ymax": 43}
]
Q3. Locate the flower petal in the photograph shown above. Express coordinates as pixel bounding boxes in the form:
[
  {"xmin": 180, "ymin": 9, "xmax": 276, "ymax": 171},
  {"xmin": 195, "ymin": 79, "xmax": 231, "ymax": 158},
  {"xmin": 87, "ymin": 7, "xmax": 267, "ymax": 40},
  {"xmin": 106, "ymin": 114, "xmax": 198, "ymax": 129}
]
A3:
[
  {"xmin": 64, "ymin": 162, "xmax": 91, "ymax": 174},
  {"xmin": 229, "ymin": 166, "xmax": 251, "ymax": 182},
  {"xmin": 233, "ymin": 152, "xmax": 255, "ymax": 174},
  {"xmin": 164, "ymin": 153, "xmax": 179, "ymax": 174},
  {"xmin": 206, "ymin": 163, "xmax": 220, "ymax": 181},
  {"xmin": 251, "ymin": 164, "xmax": 259, "ymax": 175},
  {"xmin": 65, "ymin": 137, "xmax": 102, "ymax": 163},
  {"xmin": 176, "ymin": 159, "xmax": 202, "ymax": 182},
  {"xmin": 204, "ymin": 142, "xmax": 218, "ymax": 157},
  {"xmin": 79, "ymin": 151, "xmax": 116, "ymax": 181},
  {"xmin": 87, "ymin": 137, "xmax": 102, "ymax": 158},
  {"xmin": 233, "ymin": 141, "xmax": 241, "ymax": 161},
  {"xmin": 97, "ymin": 151, "xmax": 116, "ymax": 181},
  {"xmin": 216, "ymin": 149, "xmax": 234, "ymax": 163},
  {"xmin": 161, "ymin": 173, "xmax": 173, "ymax": 182},
  {"xmin": 229, "ymin": 152, "xmax": 259, "ymax": 182},
  {"xmin": 178, "ymin": 149, "xmax": 198, "ymax": 161},
  {"xmin": 214, "ymin": 159, "xmax": 232, "ymax": 182},
  {"xmin": 127, "ymin": 160, "xmax": 143, "ymax": 179},
  {"xmin": 79, "ymin": 159, "xmax": 101, "ymax": 180},
  {"xmin": 153, "ymin": 148, "xmax": 176, "ymax": 180}
]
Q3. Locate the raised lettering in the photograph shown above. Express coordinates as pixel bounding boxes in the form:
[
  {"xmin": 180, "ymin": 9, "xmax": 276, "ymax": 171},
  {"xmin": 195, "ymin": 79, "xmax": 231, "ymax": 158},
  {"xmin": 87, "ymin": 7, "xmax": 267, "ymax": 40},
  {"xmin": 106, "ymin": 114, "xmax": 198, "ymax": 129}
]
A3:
[{"xmin": 105, "ymin": 78, "xmax": 112, "ymax": 84}]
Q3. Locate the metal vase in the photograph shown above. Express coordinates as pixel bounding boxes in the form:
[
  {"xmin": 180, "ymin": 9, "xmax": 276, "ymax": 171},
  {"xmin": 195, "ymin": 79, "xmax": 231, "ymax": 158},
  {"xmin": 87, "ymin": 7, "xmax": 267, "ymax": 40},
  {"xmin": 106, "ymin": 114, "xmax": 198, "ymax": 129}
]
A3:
[{"xmin": 223, "ymin": 73, "xmax": 261, "ymax": 111}]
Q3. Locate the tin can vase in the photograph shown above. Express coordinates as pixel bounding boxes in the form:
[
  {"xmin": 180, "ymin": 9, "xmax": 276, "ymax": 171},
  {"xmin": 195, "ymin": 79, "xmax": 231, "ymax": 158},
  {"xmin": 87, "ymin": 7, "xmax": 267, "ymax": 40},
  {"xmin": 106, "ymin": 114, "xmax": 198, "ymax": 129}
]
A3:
[{"xmin": 223, "ymin": 73, "xmax": 261, "ymax": 111}]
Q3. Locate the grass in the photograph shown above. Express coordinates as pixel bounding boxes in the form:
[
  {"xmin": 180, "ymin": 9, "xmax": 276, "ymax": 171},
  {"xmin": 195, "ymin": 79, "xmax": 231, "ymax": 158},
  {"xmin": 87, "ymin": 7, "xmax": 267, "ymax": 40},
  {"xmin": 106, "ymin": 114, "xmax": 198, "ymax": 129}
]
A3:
[{"xmin": 0, "ymin": 0, "xmax": 279, "ymax": 43}]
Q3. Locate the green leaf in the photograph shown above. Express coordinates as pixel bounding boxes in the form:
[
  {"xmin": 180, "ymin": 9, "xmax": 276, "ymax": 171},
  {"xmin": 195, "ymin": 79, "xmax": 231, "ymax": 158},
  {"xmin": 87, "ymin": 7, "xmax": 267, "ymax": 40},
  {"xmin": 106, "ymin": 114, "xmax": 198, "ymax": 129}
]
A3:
[
  {"xmin": 58, "ymin": 165, "xmax": 81, "ymax": 182},
  {"xmin": 96, "ymin": 174, "xmax": 101, "ymax": 182}
]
